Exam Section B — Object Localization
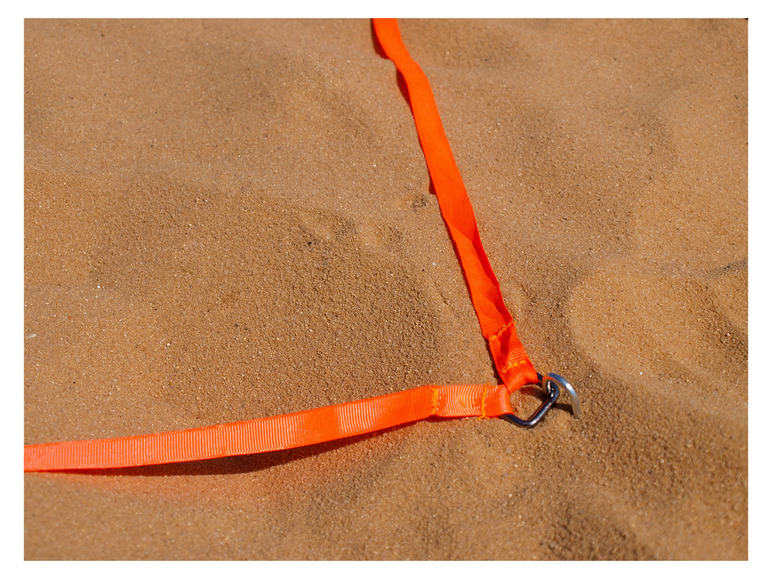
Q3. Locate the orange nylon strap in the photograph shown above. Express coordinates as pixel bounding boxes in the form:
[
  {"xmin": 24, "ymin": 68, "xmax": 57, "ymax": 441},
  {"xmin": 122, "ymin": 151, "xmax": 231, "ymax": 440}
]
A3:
[
  {"xmin": 372, "ymin": 18, "xmax": 537, "ymax": 392},
  {"xmin": 23, "ymin": 19, "xmax": 538, "ymax": 473},
  {"xmin": 24, "ymin": 384, "xmax": 512, "ymax": 471}
]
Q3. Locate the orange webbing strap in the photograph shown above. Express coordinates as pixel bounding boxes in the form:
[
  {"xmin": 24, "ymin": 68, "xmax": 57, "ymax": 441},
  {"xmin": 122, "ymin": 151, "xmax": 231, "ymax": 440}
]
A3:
[
  {"xmin": 23, "ymin": 19, "xmax": 538, "ymax": 473},
  {"xmin": 372, "ymin": 19, "xmax": 538, "ymax": 392},
  {"xmin": 24, "ymin": 384, "xmax": 512, "ymax": 471}
]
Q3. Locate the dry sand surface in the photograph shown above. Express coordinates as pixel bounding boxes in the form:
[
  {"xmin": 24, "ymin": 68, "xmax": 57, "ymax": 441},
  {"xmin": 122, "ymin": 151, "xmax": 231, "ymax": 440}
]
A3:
[{"xmin": 24, "ymin": 19, "xmax": 747, "ymax": 560}]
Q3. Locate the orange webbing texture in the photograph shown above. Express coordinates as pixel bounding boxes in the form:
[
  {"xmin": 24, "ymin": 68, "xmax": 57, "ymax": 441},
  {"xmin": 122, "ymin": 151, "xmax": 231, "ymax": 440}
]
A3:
[
  {"xmin": 372, "ymin": 18, "xmax": 538, "ymax": 392},
  {"xmin": 24, "ymin": 384, "xmax": 512, "ymax": 471}
]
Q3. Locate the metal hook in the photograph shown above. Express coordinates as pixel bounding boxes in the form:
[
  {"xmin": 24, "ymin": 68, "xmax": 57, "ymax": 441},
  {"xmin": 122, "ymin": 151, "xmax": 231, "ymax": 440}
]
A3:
[
  {"xmin": 542, "ymin": 373, "xmax": 581, "ymax": 420},
  {"xmin": 500, "ymin": 372, "xmax": 581, "ymax": 428}
]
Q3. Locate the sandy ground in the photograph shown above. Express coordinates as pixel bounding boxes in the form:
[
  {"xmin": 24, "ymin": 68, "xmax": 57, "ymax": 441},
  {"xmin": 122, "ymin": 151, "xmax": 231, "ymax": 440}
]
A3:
[{"xmin": 24, "ymin": 19, "xmax": 747, "ymax": 560}]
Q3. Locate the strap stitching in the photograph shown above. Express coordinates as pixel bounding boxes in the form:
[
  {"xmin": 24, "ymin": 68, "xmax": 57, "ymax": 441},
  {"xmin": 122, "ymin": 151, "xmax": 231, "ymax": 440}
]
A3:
[
  {"xmin": 479, "ymin": 387, "xmax": 488, "ymax": 419},
  {"xmin": 488, "ymin": 321, "xmax": 513, "ymax": 343},
  {"xmin": 501, "ymin": 358, "xmax": 529, "ymax": 374}
]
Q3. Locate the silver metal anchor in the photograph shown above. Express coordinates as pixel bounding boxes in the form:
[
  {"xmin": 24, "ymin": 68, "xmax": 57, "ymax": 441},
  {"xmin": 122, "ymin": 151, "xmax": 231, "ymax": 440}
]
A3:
[{"xmin": 501, "ymin": 372, "xmax": 581, "ymax": 427}]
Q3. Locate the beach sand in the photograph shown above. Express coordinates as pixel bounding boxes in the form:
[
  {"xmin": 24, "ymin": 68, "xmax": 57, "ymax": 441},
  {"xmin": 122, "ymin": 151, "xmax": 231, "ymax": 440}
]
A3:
[{"xmin": 24, "ymin": 19, "xmax": 747, "ymax": 560}]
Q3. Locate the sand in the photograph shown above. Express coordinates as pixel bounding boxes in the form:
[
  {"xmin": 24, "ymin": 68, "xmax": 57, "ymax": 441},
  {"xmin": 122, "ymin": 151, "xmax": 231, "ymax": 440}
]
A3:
[{"xmin": 24, "ymin": 19, "xmax": 747, "ymax": 560}]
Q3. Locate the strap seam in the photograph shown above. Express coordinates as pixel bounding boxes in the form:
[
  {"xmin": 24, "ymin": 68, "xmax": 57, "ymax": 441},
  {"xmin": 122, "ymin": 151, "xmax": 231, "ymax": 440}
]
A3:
[
  {"xmin": 501, "ymin": 358, "xmax": 529, "ymax": 373},
  {"xmin": 488, "ymin": 320, "xmax": 513, "ymax": 343}
]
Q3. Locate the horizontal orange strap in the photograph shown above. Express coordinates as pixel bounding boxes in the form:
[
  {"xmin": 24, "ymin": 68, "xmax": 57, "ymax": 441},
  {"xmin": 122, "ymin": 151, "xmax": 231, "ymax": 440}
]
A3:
[{"xmin": 23, "ymin": 384, "xmax": 512, "ymax": 472}]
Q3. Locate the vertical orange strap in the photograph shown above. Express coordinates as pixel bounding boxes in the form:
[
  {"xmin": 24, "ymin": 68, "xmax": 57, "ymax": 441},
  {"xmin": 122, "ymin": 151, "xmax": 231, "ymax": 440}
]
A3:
[{"xmin": 372, "ymin": 18, "xmax": 538, "ymax": 391}]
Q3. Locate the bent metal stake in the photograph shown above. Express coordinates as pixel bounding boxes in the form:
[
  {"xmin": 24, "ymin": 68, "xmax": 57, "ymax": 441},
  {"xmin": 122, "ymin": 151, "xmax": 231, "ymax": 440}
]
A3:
[{"xmin": 24, "ymin": 19, "xmax": 580, "ymax": 473}]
